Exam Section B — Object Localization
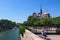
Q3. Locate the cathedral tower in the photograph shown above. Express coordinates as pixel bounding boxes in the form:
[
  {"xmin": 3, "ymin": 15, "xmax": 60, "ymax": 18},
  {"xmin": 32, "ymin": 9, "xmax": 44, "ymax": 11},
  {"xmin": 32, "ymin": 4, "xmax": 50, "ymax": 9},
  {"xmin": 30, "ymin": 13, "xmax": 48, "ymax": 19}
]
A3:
[
  {"xmin": 38, "ymin": 6, "xmax": 42, "ymax": 16},
  {"xmin": 33, "ymin": 12, "xmax": 37, "ymax": 17}
]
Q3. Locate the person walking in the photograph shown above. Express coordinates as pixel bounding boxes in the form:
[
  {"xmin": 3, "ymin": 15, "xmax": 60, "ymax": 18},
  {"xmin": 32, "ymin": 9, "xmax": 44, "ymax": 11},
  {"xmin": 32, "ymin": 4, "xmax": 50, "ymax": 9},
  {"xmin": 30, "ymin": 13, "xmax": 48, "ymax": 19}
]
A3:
[{"xmin": 41, "ymin": 29, "xmax": 47, "ymax": 39}]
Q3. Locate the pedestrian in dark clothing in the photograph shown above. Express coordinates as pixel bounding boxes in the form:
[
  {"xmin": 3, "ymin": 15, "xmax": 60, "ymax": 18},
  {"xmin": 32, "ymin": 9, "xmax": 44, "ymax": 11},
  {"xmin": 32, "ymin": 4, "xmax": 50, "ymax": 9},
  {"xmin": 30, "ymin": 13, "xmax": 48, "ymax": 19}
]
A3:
[{"xmin": 41, "ymin": 30, "xmax": 47, "ymax": 39}]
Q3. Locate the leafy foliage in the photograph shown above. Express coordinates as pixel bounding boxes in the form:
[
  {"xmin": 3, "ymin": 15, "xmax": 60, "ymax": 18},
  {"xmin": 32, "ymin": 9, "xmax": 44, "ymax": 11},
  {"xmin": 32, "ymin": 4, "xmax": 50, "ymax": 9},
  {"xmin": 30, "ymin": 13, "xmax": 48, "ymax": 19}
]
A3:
[
  {"xmin": 0, "ymin": 19, "xmax": 16, "ymax": 30},
  {"xmin": 19, "ymin": 25, "xmax": 28, "ymax": 36},
  {"xmin": 23, "ymin": 16, "xmax": 60, "ymax": 28}
]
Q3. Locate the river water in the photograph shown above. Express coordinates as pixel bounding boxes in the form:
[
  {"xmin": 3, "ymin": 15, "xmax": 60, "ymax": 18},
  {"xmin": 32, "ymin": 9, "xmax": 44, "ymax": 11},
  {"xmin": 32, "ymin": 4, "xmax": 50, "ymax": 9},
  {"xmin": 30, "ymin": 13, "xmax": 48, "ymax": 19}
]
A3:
[{"xmin": 0, "ymin": 28, "xmax": 20, "ymax": 40}]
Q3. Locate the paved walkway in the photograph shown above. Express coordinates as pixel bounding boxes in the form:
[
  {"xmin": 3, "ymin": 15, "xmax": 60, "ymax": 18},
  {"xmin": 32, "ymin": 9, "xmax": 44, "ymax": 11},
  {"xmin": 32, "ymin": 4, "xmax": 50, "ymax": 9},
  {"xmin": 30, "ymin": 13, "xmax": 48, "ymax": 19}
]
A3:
[
  {"xmin": 20, "ymin": 29, "xmax": 43, "ymax": 40},
  {"xmin": 47, "ymin": 35, "xmax": 60, "ymax": 40},
  {"xmin": 37, "ymin": 34, "xmax": 60, "ymax": 40},
  {"xmin": 20, "ymin": 34, "xmax": 27, "ymax": 40}
]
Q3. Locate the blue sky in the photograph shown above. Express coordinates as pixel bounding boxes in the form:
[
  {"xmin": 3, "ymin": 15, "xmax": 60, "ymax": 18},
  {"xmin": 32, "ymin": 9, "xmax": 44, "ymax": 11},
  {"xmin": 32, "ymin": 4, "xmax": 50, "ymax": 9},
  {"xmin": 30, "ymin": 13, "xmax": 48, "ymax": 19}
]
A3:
[{"xmin": 0, "ymin": 0, "xmax": 60, "ymax": 23}]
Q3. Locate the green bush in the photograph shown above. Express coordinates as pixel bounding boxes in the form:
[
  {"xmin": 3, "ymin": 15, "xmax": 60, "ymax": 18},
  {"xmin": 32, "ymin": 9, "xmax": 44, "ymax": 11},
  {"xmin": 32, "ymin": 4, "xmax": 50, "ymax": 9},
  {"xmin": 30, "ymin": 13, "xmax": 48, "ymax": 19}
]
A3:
[{"xmin": 19, "ymin": 25, "xmax": 26, "ymax": 36}]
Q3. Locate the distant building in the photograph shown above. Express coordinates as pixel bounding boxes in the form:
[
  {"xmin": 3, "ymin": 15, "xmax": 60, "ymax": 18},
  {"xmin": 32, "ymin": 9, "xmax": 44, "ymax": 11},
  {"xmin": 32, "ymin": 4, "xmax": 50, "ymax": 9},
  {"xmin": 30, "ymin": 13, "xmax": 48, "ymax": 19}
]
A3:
[
  {"xmin": 16, "ymin": 23, "xmax": 21, "ymax": 27},
  {"xmin": 32, "ymin": 7, "xmax": 50, "ymax": 19}
]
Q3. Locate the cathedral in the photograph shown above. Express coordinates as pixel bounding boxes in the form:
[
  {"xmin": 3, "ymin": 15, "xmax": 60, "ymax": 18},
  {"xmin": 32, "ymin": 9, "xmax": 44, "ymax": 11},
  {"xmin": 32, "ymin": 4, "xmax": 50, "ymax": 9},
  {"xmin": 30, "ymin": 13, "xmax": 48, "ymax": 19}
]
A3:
[{"xmin": 32, "ymin": 7, "xmax": 50, "ymax": 19}]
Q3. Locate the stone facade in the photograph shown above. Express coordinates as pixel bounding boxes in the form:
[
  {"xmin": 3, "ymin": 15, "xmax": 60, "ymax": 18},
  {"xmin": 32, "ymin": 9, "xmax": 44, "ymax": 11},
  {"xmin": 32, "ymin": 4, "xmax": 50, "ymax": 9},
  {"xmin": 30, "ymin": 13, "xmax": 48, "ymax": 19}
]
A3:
[{"xmin": 33, "ymin": 7, "xmax": 50, "ymax": 19}]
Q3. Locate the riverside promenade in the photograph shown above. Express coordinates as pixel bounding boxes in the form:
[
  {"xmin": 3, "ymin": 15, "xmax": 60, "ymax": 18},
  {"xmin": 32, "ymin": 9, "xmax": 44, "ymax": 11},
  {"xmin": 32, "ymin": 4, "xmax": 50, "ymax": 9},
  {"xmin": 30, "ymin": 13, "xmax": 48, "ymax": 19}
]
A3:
[
  {"xmin": 20, "ymin": 29, "xmax": 60, "ymax": 40},
  {"xmin": 37, "ymin": 34, "xmax": 60, "ymax": 40},
  {"xmin": 47, "ymin": 35, "xmax": 60, "ymax": 40},
  {"xmin": 20, "ymin": 29, "xmax": 43, "ymax": 40}
]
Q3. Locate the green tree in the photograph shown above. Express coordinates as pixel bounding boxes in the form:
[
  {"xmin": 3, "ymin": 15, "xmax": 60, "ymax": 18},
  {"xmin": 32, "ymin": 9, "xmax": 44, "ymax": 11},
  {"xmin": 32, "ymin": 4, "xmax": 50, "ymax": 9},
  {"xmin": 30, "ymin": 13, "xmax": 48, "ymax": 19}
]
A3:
[
  {"xmin": 52, "ymin": 17, "xmax": 60, "ymax": 28},
  {"xmin": 0, "ymin": 19, "xmax": 16, "ymax": 30},
  {"xmin": 27, "ymin": 16, "xmax": 37, "ymax": 26},
  {"xmin": 19, "ymin": 25, "xmax": 26, "ymax": 36}
]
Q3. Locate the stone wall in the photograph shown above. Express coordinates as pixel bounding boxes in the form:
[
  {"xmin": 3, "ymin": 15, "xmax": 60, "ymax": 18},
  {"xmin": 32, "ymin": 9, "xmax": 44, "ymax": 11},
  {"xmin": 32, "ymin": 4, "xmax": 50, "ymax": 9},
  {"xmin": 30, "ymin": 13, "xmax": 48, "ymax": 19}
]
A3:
[{"xmin": 24, "ymin": 29, "xmax": 43, "ymax": 40}]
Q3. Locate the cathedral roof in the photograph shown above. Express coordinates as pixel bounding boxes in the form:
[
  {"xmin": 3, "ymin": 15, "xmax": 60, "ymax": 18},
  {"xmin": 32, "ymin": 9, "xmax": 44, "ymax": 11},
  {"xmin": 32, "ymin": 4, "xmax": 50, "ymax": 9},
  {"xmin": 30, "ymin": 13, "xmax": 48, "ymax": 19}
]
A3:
[{"xmin": 43, "ymin": 11, "xmax": 49, "ymax": 14}]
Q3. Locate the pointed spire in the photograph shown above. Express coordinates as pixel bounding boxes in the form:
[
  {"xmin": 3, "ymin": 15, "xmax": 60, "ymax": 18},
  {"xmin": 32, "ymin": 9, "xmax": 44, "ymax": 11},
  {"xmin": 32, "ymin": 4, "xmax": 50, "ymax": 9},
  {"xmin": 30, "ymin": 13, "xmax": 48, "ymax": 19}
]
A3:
[
  {"xmin": 40, "ymin": 4, "xmax": 42, "ymax": 14},
  {"xmin": 38, "ymin": 5, "xmax": 43, "ymax": 16}
]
